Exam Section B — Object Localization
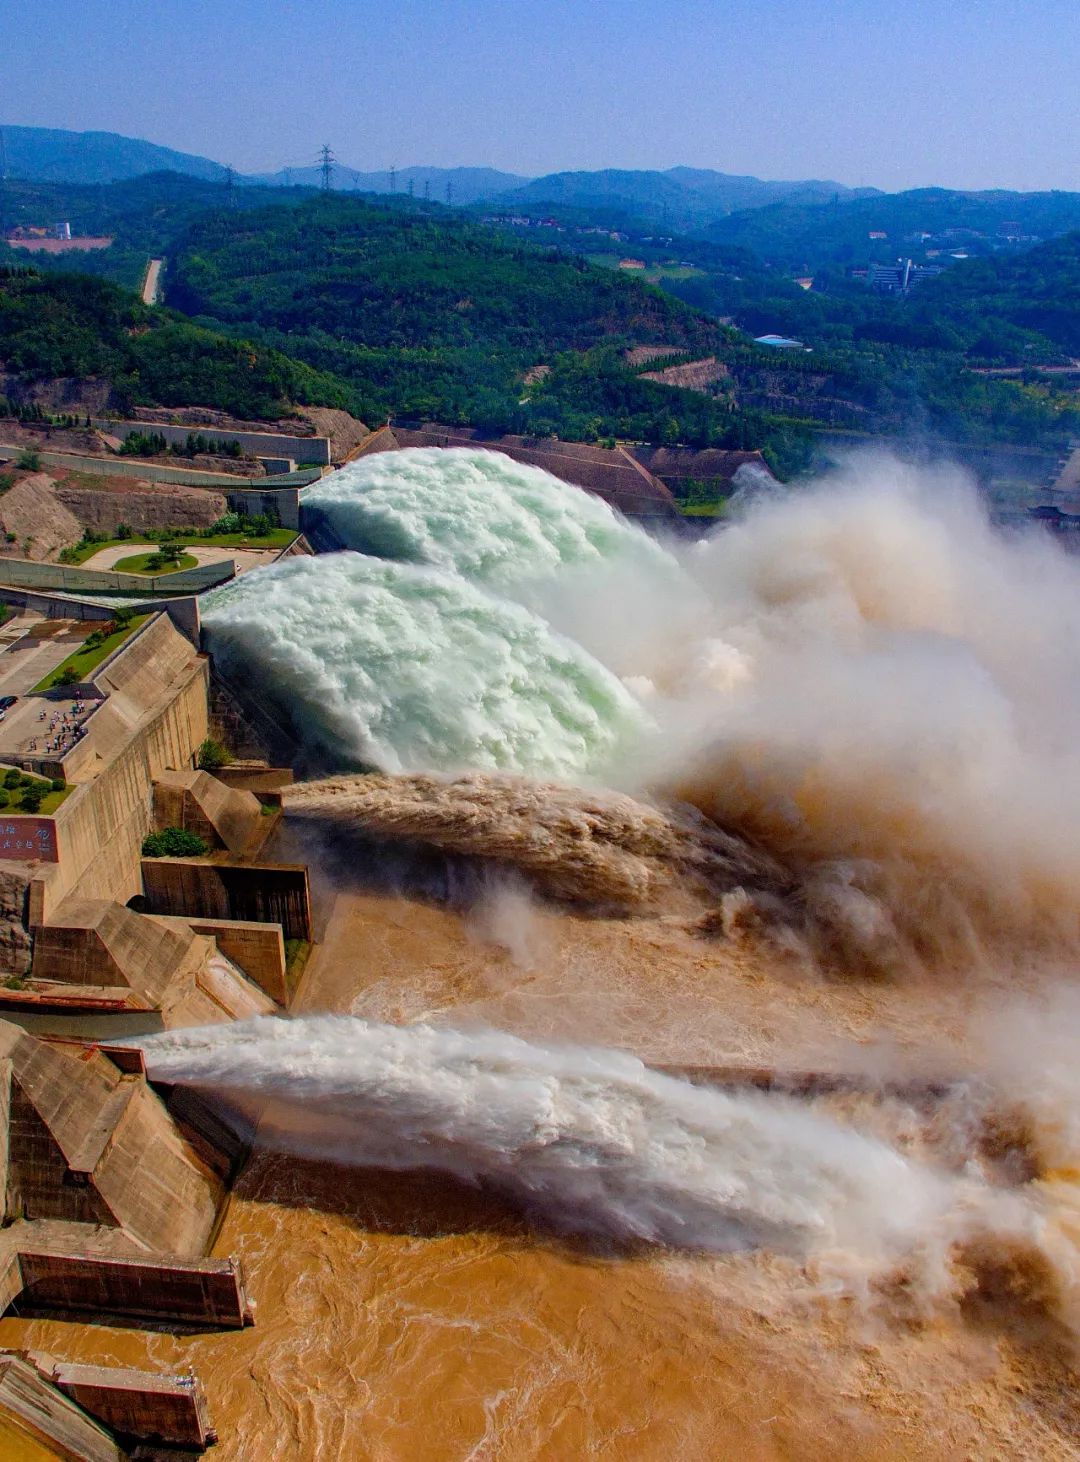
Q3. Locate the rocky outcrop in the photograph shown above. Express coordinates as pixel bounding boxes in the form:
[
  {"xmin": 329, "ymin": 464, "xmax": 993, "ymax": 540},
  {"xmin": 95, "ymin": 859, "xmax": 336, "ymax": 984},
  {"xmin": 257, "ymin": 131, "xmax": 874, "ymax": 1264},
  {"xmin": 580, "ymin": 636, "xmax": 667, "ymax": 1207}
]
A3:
[
  {"xmin": 54, "ymin": 480, "xmax": 227, "ymax": 534},
  {"xmin": 0, "ymin": 474, "xmax": 83, "ymax": 560},
  {"xmin": 298, "ymin": 407, "xmax": 369, "ymax": 461}
]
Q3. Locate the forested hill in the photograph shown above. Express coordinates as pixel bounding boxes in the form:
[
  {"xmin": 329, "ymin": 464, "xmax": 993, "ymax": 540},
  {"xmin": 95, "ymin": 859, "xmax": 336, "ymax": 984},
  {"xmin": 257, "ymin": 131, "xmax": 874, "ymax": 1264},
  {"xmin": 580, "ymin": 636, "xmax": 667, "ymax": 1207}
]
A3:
[
  {"xmin": 0, "ymin": 266, "xmax": 357, "ymax": 419},
  {"xmin": 703, "ymin": 188, "xmax": 1080, "ymax": 272},
  {"xmin": 916, "ymin": 232, "xmax": 1080, "ymax": 357},
  {"xmin": 168, "ymin": 195, "xmax": 734, "ymax": 428}
]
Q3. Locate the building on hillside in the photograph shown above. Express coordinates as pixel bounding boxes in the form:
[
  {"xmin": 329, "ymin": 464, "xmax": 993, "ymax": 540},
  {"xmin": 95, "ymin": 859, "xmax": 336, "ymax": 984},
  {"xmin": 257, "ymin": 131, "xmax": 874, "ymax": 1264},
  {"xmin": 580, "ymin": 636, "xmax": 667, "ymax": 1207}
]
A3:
[
  {"xmin": 753, "ymin": 334, "xmax": 809, "ymax": 350},
  {"xmin": 867, "ymin": 258, "xmax": 946, "ymax": 294}
]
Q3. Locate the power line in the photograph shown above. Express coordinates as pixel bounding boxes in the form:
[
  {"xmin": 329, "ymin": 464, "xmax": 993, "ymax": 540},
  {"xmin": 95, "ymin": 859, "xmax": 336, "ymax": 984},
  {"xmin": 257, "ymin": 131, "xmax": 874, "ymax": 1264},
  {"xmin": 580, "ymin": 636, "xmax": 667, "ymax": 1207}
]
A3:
[{"xmin": 318, "ymin": 144, "xmax": 336, "ymax": 193}]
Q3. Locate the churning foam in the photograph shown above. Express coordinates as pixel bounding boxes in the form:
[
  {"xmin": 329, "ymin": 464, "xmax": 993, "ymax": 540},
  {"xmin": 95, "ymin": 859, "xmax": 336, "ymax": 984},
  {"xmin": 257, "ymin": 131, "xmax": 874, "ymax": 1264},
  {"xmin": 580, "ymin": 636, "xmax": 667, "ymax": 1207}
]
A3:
[
  {"xmin": 207, "ymin": 446, "xmax": 1080, "ymax": 963},
  {"xmin": 138, "ymin": 1015, "xmax": 956, "ymax": 1260},
  {"xmin": 302, "ymin": 446, "xmax": 679, "ymax": 595},
  {"xmin": 202, "ymin": 552, "xmax": 645, "ymax": 776}
]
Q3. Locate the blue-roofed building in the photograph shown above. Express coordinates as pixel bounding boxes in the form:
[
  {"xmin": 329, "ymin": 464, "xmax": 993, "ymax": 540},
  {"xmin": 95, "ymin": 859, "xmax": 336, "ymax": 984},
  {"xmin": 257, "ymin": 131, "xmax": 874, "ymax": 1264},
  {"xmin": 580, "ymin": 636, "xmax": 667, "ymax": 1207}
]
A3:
[{"xmin": 753, "ymin": 334, "xmax": 809, "ymax": 350}]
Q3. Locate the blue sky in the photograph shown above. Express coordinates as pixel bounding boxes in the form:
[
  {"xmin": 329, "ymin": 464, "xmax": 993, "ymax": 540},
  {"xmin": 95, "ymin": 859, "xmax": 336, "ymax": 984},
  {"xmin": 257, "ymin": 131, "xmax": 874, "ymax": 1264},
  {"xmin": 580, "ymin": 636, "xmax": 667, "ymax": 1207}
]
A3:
[{"xmin": 5, "ymin": 0, "xmax": 1079, "ymax": 190}]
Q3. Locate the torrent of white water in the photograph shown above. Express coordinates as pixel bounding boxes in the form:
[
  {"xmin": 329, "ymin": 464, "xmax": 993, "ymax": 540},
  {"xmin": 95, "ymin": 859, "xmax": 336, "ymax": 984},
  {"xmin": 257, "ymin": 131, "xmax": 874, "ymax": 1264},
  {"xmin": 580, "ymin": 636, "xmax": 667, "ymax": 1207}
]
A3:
[
  {"xmin": 301, "ymin": 446, "xmax": 680, "ymax": 594},
  {"xmin": 202, "ymin": 551, "xmax": 646, "ymax": 775},
  {"xmin": 139, "ymin": 1015, "xmax": 959, "ymax": 1259}
]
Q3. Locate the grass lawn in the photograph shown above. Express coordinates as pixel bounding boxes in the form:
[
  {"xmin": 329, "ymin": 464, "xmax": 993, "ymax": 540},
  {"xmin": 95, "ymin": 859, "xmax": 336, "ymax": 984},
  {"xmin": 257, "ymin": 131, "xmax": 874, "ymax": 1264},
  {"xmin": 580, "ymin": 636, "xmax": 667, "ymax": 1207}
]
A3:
[
  {"xmin": 63, "ymin": 528, "xmax": 296, "ymax": 565},
  {"xmin": 0, "ymin": 768, "xmax": 72, "ymax": 815},
  {"xmin": 33, "ymin": 615, "xmax": 150, "ymax": 691},
  {"xmin": 679, "ymin": 502, "xmax": 727, "ymax": 518},
  {"xmin": 113, "ymin": 551, "xmax": 199, "ymax": 575}
]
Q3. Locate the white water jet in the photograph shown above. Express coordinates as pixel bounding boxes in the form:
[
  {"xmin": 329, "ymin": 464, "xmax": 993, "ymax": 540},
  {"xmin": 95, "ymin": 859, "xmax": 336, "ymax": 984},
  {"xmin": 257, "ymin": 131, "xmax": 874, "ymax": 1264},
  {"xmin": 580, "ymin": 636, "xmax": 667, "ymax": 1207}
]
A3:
[
  {"xmin": 202, "ymin": 552, "xmax": 646, "ymax": 776},
  {"xmin": 139, "ymin": 1015, "xmax": 954, "ymax": 1258},
  {"xmin": 302, "ymin": 446, "xmax": 680, "ymax": 594}
]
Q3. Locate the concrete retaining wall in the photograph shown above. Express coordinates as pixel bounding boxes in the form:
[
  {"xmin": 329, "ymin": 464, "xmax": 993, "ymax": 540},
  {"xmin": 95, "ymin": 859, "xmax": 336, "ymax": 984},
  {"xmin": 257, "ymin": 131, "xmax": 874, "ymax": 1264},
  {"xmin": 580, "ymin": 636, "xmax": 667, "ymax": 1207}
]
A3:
[
  {"xmin": 50, "ymin": 1359, "xmax": 215, "ymax": 1449},
  {"xmin": 0, "ymin": 590, "xmax": 200, "ymax": 652},
  {"xmin": 0, "ymin": 444, "xmax": 323, "ymax": 491},
  {"xmin": 0, "ymin": 555, "xmax": 232, "ymax": 596},
  {"xmin": 93, "ymin": 419, "xmax": 332, "ymax": 465},
  {"xmin": 184, "ymin": 918, "xmax": 287, "ymax": 1004},
  {"xmin": 14, "ymin": 1249, "xmax": 252, "ymax": 1328},
  {"xmin": 141, "ymin": 859, "xmax": 312, "ymax": 942},
  {"xmin": 32, "ymin": 617, "xmax": 209, "ymax": 923},
  {"xmin": 224, "ymin": 484, "xmax": 302, "ymax": 529}
]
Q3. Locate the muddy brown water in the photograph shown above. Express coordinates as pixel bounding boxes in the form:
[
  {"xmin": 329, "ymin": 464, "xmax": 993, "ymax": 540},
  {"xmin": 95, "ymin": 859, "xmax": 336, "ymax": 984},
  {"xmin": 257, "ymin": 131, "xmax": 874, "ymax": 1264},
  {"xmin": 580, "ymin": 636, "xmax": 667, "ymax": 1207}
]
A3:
[{"xmin": 2, "ymin": 858, "xmax": 1079, "ymax": 1459}]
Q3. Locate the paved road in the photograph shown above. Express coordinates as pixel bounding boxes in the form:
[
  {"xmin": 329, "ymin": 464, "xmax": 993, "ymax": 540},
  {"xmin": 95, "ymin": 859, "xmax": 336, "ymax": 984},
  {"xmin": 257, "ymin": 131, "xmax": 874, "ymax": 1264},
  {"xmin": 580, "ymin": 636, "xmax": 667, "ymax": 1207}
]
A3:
[{"xmin": 141, "ymin": 258, "xmax": 164, "ymax": 305}]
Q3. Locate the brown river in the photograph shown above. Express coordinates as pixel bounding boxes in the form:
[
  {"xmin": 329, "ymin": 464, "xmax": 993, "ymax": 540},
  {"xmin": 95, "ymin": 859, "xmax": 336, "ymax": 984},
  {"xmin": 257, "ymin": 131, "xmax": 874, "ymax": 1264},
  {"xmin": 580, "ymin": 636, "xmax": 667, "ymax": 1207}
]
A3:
[{"xmin": 3, "ymin": 849, "xmax": 1080, "ymax": 1460}]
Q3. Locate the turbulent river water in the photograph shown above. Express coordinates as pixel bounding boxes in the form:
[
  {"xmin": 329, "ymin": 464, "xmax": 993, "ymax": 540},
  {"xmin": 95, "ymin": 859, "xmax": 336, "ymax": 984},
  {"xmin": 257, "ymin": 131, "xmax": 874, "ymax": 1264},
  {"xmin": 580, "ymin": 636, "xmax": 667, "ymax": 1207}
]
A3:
[{"xmin": 5, "ymin": 447, "xmax": 1080, "ymax": 1458}]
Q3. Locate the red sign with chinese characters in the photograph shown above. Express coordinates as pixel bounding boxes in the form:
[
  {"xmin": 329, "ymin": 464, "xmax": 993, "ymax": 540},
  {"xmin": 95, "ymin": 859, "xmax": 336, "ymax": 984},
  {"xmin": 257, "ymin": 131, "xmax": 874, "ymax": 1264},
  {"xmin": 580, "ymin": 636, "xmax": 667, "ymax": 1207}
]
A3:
[{"xmin": 0, "ymin": 818, "xmax": 58, "ymax": 862}]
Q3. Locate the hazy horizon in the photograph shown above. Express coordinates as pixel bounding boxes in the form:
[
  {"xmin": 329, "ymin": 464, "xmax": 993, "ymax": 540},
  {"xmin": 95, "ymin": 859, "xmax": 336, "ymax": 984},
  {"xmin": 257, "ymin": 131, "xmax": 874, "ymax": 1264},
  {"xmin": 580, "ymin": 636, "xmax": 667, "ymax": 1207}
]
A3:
[{"xmin": 5, "ymin": 0, "xmax": 1080, "ymax": 193}]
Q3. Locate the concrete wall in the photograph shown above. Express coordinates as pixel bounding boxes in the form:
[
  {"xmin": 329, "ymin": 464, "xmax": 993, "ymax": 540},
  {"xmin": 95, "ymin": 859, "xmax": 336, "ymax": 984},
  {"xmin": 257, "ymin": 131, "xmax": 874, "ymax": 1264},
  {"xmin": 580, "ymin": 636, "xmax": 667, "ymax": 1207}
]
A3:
[
  {"xmin": 183, "ymin": 918, "xmax": 287, "ymax": 1004},
  {"xmin": 224, "ymin": 484, "xmax": 302, "ymax": 529},
  {"xmin": 141, "ymin": 859, "xmax": 312, "ymax": 942},
  {"xmin": 0, "ymin": 589, "xmax": 201, "ymax": 645},
  {"xmin": 214, "ymin": 765, "xmax": 294, "ymax": 793},
  {"xmin": 1, "ymin": 444, "xmax": 323, "ymax": 492},
  {"xmin": 92, "ymin": 419, "xmax": 332, "ymax": 466},
  {"xmin": 51, "ymin": 1361, "xmax": 214, "ymax": 1450},
  {"xmin": 32, "ymin": 617, "xmax": 209, "ymax": 923},
  {"xmin": 14, "ymin": 1248, "xmax": 252, "ymax": 1328},
  {"xmin": 0, "ymin": 555, "xmax": 231, "ymax": 597}
]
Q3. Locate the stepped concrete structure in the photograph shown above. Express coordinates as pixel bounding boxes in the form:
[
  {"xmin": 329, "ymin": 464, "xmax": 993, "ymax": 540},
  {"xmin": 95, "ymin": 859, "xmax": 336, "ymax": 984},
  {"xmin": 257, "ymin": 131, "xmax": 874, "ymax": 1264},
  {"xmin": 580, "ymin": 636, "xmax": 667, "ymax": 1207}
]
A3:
[
  {"xmin": 152, "ymin": 768, "xmax": 267, "ymax": 855},
  {"xmin": 0, "ymin": 1017, "xmax": 253, "ymax": 1361},
  {"xmin": 22, "ymin": 900, "xmax": 275, "ymax": 1030},
  {"xmin": 0, "ymin": 1349, "xmax": 216, "ymax": 1455}
]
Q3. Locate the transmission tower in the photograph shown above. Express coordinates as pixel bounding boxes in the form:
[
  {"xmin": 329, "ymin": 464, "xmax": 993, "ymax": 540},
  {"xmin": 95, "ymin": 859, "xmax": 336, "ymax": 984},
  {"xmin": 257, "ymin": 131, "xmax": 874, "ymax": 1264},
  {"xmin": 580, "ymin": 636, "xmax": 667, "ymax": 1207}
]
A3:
[
  {"xmin": 389, "ymin": 164, "xmax": 397, "ymax": 194},
  {"xmin": 445, "ymin": 180, "xmax": 453, "ymax": 206},
  {"xmin": 224, "ymin": 164, "xmax": 237, "ymax": 208},
  {"xmin": 0, "ymin": 129, "xmax": 7, "ymax": 238},
  {"xmin": 318, "ymin": 144, "xmax": 336, "ymax": 192},
  {"xmin": 423, "ymin": 179, "xmax": 430, "ymax": 202},
  {"xmin": 407, "ymin": 177, "xmax": 415, "ymax": 199}
]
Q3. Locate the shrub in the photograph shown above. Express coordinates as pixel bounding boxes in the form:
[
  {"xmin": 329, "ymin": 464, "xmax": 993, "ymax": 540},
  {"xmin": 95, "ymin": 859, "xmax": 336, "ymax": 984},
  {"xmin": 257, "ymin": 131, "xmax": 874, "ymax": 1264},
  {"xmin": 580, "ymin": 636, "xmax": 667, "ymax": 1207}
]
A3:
[
  {"xmin": 142, "ymin": 826, "xmax": 209, "ymax": 858},
  {"xmin": 197, "ymin": 737, "xmax": 234, "ymax": 770},
  {"xmin": 54, "ymin": 665, "xmax": 81, "ymax": 687},
  {"xmin": 115, "ymin": 522, "xmax": 133, "ymax": 540},
  {"xmin": 16, "ymin": 448, "xmax": 41, "ymax": 471},
  {"xmin": 50, "ymin": 778, "xmax": 65, "ymax": 792},
  {"xmin": 3, "ymin": 769, "xmax": 22, "ymax": 790},
  {"xmin": 19, "ymin": 785, "xmax": 46, "ymax": 813}
]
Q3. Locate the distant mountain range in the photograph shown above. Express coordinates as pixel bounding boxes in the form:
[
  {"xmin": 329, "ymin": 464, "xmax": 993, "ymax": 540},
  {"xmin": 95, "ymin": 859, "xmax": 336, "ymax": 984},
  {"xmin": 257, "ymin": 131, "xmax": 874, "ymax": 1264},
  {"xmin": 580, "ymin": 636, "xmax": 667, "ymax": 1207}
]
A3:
[
  {"xmin": 490, "ymin": 168, "xmax": 880, "ymax": 226},
  {"xmin": 0, "ymin": 125, "xmax": 228, "ymax": 184},
  {"xmin": 1, "ymin": 125, "xmax": 878, "ymax": 220},
  {"xmin": 249, "ymin": 165, "xmax": 530, "ymax": 204}
]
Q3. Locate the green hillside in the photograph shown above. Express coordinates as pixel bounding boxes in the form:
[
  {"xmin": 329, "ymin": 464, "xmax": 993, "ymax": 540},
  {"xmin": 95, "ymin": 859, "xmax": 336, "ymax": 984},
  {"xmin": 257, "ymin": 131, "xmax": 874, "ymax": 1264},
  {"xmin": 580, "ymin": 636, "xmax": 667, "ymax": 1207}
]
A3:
[
  {"xmin": 702, "ymin": 188, "xmax": 1080, "ymax": 272},
  {"xmin": 167, "ymin": 194, "xmax": 751, "ymax": 438},
  {"xmin": 0, "ymin": 265, "xmax": 357, "ymax": 419}
]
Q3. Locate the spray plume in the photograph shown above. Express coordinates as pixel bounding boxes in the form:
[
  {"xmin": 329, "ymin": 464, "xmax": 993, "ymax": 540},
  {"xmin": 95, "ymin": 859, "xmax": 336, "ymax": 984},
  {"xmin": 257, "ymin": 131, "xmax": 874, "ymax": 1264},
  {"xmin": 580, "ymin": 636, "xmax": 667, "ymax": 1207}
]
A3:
[
  {"xmin": 138, "ymin": 1015, "xmax": 958, "ymax": 1259},
  {"xmin": 209, "ymin": 447, "xmax": 1080, "ymax": 967}
]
